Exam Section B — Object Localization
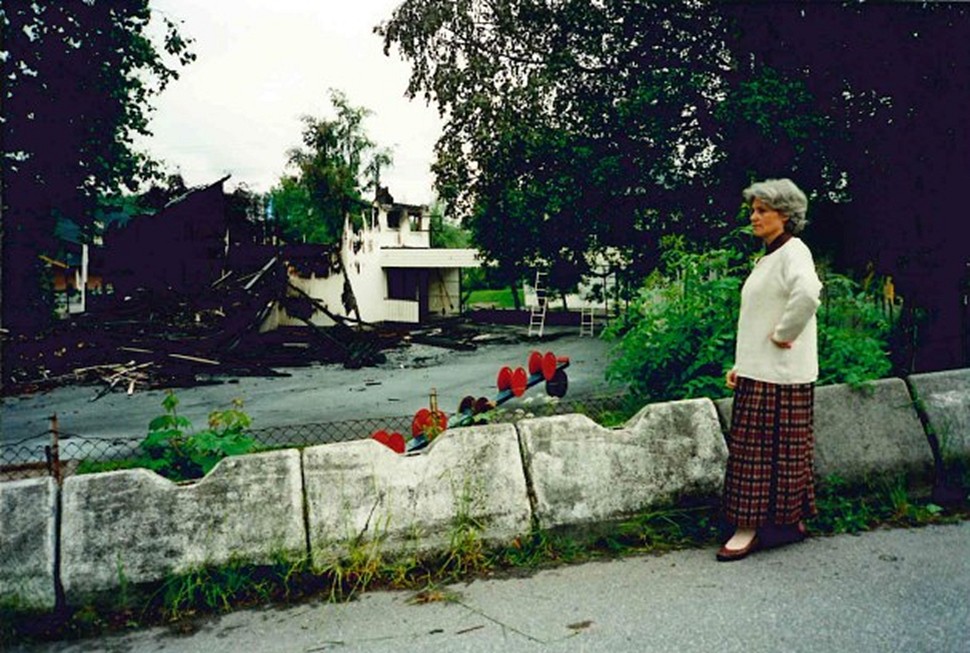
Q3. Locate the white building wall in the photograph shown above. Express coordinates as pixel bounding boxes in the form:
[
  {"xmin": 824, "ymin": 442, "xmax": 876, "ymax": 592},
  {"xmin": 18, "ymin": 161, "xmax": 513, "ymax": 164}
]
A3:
[
  {"xmin": 262, "ymin": 203, "xmax": 472, "ymax": 330},
  {"xmin": 342, "ymin": 220, "xmax": 394, "ymax": 323},
  {"xmin": 374, "ymin": 205, "xmax": 430, "ymax": 249}
]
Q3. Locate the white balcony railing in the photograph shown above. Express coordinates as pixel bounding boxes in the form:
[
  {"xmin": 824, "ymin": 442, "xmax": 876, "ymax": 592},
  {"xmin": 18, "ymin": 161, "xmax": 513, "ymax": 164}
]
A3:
[{"xmin": 383, "ymin": 299, "xmax": 419, "ymax": 323}]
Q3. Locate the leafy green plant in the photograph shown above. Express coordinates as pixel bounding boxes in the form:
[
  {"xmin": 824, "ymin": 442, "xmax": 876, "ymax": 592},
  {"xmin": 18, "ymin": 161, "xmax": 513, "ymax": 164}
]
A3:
[
  {"xmin": 139, "ymin": 392, "xmax": 258, "ymax": 481},
  {"xmin": 157, "ymin": 557, "xmax": 289, "ymax": 621},
  {"xmin": 809, "ymin": 474, "xmax": 959, "ymax": 535},
  {"xmin": 616, "ymin": 504, "xmax": 721, "ymax": 551},
  {"xmin": 317, "ymin": 538, "xmax": 387, "ymax": 602},
  {"xmin": 884, "ymin": 477, "xmax": 944, "ymax": 525},
  {"xmin": 603, "ymin": 234, "xmax": 747, "ymax": 403},
  {"xmin": 604, "ymin": 233, "xmax": 895, "ymax": 405},
  {"xmin": 498, "ymin": 529, "xmax": 585, "ymax": 568},
  {"xmin": 313, "ymin": 502, "xmax": 392, "ymax": 602},
  {"xmin": 816, "ymin": 270, "xmax": 894, "ymax": 387},
  {"xmin": 810, "ymin": 474, "xmax": 886, "ymax": 534}
]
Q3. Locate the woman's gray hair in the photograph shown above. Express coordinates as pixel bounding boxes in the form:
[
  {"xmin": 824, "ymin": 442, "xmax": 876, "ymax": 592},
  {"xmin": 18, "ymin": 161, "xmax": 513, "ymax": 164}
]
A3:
[{"xmin": 742, "ymin": 178, "xmax": 809, "ymax": 234}]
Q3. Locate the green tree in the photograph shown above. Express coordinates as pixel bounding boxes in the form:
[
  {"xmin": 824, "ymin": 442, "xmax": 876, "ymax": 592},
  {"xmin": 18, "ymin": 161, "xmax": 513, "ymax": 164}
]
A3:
[
  {"xmin": 720, "ymin": 2, "xmax": 970, "ymax": 372},
  {"xmin": 1, "ymin": 2, "xmax": 195, "ymax": 337},
  {"xmin": 604, "ymin": 233, "xmax": 893, "ymax": 403},
  {"xmin": 273, "ymin": 90, "xmax": 392, "ymax": 246},
  {"xmin": 383, "ymin": 1, "xmax": 970, "ymax": 372},
  {"xmin": 135, "ymin": 173, "xmax": 190, "ymax": 213},
  {"xmin": 378, "ymin": 1, "xmax": 843, "ymax": 297},
  {"xmin": 429, "ymin": 199, "xmax": 471, "ymax": 248},
  {"xmin": 269, "ymin": 176, "xmax": 314, "ymax": 242},
  {"xmin": 270, "ymin": 90, "xmax": 392, "ymax": 321}
]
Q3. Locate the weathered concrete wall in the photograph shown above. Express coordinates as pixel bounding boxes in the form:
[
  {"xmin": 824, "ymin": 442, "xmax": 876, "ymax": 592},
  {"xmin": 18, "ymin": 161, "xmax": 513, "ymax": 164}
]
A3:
[
  {"xmin": 303, "ymin": 424, "xmax": 530, "ymax": 567},
  {"xmin": 814, "ymin": 379, "xmax": 933, "ymax": 480},
  {"xmin": 908, "ymin": 369, "xmax": 970, "ymax": 459},
  {"xmin": 715, "ymin": 378, "xmax": 933, "ymax": 481},
  {"xmin": 0, "ymin": 477, "xmax": 57, "ymax": 609},
  {"xmin": 518, "ymin": 399, "xmax": 727, "ymax": 531},
  {"xmin": 4, "ymin": 370, "xmax": 966, "ymax": 609},
  {"xmin": 60, "ymin": 450, "xmax": 305, "ymax": 599}
]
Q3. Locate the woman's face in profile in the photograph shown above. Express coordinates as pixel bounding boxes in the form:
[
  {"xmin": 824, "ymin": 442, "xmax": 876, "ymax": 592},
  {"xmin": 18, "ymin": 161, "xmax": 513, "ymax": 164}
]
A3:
[{"xmin": 749, "ymin": 197, "xmax": 788, "ymax": 243}]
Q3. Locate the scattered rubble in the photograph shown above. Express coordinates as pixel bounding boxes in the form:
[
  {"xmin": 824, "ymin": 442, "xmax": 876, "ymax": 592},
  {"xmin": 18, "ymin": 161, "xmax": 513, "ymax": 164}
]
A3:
[
  {"xmin": 0, "ymin": 264, "xmax": 521, "ymax": 399},
  {"xmin": 1, "ymin": 177, "xmax": 517, "ymax": 399}
]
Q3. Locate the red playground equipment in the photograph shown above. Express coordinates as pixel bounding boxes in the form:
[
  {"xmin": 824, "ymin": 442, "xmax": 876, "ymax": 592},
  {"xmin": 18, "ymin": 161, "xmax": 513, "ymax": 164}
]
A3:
[{"xmin": 371, "ymin": 350, "xmax": 570, "ymax": 454}]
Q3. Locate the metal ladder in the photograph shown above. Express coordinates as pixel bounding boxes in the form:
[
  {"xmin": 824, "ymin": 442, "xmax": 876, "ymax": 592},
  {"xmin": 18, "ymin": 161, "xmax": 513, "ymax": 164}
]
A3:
[
  {"xmin": 528, "ymin": 270, "xmax": 548, "ymax": 338},
  {"xmin": 580, "ymin": 305, "xmax": 597, "ymax": 337}
]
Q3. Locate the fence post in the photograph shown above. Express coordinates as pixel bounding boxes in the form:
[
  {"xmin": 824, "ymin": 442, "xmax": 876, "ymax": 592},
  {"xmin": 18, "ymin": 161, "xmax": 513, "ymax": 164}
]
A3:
[{"xmin": 48, "ymin": 414, "xmax": 61, "ymax": 487}]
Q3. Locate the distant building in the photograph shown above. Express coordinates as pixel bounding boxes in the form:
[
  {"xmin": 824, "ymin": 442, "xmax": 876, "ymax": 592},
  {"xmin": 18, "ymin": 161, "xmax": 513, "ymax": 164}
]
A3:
[
  {"xmin": 263, "ymin": 196, "xmax": 480, "ymax": 329},
  {"xmin": 67, "ymin": 175, "xmax": 479, "ymax": 329}
]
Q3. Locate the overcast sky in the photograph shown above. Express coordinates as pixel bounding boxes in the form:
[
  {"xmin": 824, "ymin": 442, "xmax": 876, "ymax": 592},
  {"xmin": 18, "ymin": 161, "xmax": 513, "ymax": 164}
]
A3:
[{"xmin": 141, "ymin": 0, "xmax": 441, "ymax": 205}]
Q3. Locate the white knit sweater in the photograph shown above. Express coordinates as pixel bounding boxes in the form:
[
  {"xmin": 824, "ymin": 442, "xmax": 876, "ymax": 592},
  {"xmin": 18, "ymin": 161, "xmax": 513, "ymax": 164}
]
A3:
[{"xmin": 732, "ymin": 237, "xmax": 823, "ymax": 384}]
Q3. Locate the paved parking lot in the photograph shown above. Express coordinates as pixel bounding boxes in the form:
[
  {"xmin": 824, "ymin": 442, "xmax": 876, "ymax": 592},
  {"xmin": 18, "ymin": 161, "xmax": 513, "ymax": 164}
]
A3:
[{"xmin": 1, "ymin": 325, "xmax": 616, "ymax": 455}]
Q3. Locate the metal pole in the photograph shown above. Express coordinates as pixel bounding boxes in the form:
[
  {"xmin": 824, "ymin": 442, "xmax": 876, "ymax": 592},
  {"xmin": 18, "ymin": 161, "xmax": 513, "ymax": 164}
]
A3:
[{"xmin": 49, "ymin": 414, "xmax": 61, "ymax": 486}]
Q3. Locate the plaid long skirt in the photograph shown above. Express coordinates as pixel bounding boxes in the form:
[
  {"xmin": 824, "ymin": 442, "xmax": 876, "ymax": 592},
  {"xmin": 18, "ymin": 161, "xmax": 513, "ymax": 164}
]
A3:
[{"xmin": 723, "ymin": 377, "xmax": 817, "ymax": 529}]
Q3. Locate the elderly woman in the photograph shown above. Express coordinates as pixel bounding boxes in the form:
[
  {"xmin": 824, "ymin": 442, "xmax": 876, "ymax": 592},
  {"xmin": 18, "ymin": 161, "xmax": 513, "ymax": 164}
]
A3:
[{"xmin": 719, "ymin": 178, "xmax": 823, "ymax": 562}]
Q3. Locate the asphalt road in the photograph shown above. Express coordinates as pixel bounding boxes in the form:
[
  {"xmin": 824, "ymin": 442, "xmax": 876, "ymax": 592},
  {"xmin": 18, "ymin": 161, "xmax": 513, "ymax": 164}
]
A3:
[
  {"xmin": 10, "ymin": 522, "xmax": 970, "ymax": 653},
  {"xmin": 1, "ymin": 327, "xmax": 615, "ymax": 461}
]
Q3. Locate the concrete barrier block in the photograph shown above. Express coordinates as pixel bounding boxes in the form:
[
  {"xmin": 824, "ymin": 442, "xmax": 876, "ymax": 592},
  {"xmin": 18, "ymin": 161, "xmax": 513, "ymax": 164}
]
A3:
[
  {"xmin": 814, "ymin": 379, "xmax": 932, "ymax": 480},
  {"xmin": 60, "ymin": 450, "xmax": 305, "ymax": 599},
  {"xmin": 713, "ymin": 397, "xmax": 732, "ymax": 433},
  {"xmin": 518, "ymin": 399, "xmax": 728, "ymax": 531},
  {"xmin": 908, "ymin": 369, "xmax": 970, "ymax": 459},
  {"xmin": 714, "ymin": 379, "xmax": 931, "ymax": 481},
  {"xmin": 303, "ymin": 424, "xmax": 531, "ymax": 566},
  {"xmin": 0, "ymin": 478, "xmax": 57, "ymax": 610}
]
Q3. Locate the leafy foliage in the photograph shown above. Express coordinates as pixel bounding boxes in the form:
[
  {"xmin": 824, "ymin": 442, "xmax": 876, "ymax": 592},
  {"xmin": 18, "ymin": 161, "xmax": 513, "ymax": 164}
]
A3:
[
  {"xmin": 816, "ymin": 270, "xmax": 893, "ymax": 387},
  {"xmin": 381, "ymin": 3, "xmax": 970, "ymax": 372},
  {"xmin": 270, "ymin": 90, "xmax": 391, "ymax": 246},
  {"xmin": 378, "ymin": 1, "xmax": 845, "ymax": 295},
  {"xmin": 721, "ymin": 4, "xmax": 970, "ymax": 371},
  {"xmin": 429, "ymin": 200, "xmax": 471, "ymax": 248},
  {"xmin": 809, "ymin": 474, "xmax": 953, "ymax": 536},
  {"xmin": 138, "ymin": 392, "xmax": 257, "ymax": 482},
  {"xmin": 604, "ymin": 233, "xmax": 894, "ymax": 404},
  {"xmin": 267, "ymin": 90, "xmax": 393, "ymax": 320},
  {"xmin": 603, "ymin": 234, "xmax": 749, "ymax": 402},
  {"xmin": 269, "ymin": 176, "xmax": 317, "ymax": 243},
  {"xmin": 2, "ymin": 2, "xmax": 195, "ymax": 333}
]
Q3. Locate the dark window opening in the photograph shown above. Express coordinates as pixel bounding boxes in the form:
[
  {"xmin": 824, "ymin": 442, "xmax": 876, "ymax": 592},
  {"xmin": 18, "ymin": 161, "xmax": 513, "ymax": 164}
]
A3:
[{"xmin": 386, "ymin": 268, "xmax": 420, "ymax": 300}]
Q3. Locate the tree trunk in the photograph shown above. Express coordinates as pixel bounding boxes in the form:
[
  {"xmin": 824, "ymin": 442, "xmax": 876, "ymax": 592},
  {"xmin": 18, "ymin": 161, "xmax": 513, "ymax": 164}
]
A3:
[
  {"xmin": 335, "ymin": 246, "xmax": 363, "ymax": 328},
  {"xmin": 510, "ymin": 282, "xmax": 521, "ymax": 311}
]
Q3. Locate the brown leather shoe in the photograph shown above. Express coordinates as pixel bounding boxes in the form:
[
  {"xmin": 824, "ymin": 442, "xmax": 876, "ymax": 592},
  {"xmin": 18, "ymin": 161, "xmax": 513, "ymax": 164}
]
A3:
[{"xmin": 716, "ymin": 535, "xmax": 759, "ymax": 562}]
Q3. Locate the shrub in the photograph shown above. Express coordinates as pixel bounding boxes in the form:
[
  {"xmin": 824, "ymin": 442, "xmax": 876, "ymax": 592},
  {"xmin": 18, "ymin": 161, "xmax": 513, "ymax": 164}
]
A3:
[
  {"xmin": 815, "ymin": 269, "xmax": 894, "ymax": 386},
  {"xmin": 139, "ymin": 392, "xmax": 258, "ymax": 481},
  {"xmin": 604, "ymin": 235, "xmax": 746, "ymax": 402},
  {"xmin": 77, "ymin": 392, "xmax": 260, "ymax": 481},
  {"xmin": 604, "ymin": 233, "xmax": 894, "ymax": 404}
]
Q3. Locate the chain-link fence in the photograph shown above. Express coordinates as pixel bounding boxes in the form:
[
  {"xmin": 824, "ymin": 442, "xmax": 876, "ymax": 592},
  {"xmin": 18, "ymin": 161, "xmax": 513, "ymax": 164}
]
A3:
[{"xmin": 1, "ymin": 393, "xmax": 633, "ymax": 483}]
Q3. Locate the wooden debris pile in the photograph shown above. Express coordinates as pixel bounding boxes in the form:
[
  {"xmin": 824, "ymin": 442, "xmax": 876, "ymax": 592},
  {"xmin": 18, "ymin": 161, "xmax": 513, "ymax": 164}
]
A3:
[
  {"xmin": 72, "ymin": 361, "xmax": 154, "ymax": 400},
  {"xmin": 2, "ymin": 256, "xmax": 398, "ymax": 398},
  {"xmin": 1, "ymin": 253, "xmax": 515, "ymax": 399}
]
